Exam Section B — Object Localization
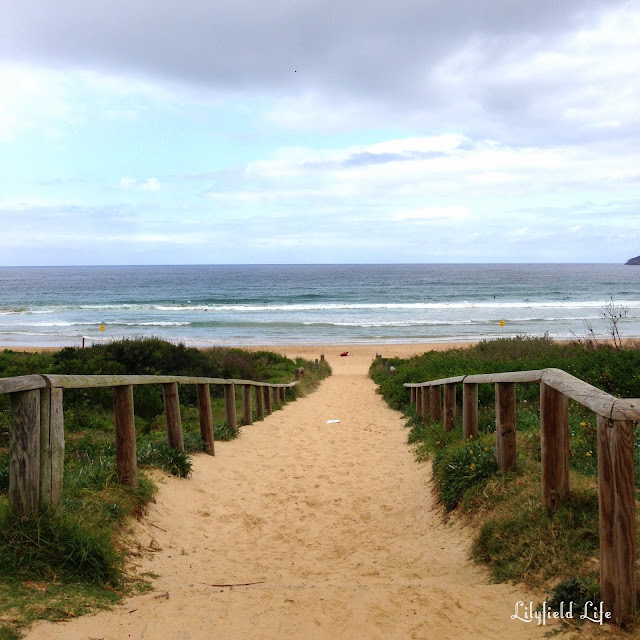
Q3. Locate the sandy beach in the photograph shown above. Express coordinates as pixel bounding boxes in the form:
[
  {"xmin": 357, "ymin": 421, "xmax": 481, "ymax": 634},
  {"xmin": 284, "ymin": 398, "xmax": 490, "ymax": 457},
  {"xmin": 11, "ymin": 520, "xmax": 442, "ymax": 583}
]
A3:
[{"xmin": 16, "ymin": 341, "xmax": 559, "ymax": 640}]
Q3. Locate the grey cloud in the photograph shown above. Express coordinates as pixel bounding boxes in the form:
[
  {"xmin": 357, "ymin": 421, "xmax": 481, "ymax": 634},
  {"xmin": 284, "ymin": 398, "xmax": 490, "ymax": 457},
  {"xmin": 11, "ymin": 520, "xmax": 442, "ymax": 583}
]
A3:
[{"xmin": 0, "ymin": 2, "xmax": 627, "ymax": 104}]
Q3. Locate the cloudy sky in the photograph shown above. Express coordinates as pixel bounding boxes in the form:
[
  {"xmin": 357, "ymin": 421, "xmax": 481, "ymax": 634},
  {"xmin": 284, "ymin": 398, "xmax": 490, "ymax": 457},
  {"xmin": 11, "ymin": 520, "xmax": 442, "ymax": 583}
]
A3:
[{"xmin": 1, "ymin": 0, "xmax": 639, "ymax": 265}]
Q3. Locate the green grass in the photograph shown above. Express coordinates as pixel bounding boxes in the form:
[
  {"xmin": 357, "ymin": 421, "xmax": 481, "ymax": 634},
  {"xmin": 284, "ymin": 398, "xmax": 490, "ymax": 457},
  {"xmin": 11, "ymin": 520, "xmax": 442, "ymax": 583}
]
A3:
[
  {"xmin": 371, "ymin": 336, "xmax": 640, "ymax": 628},
  {"xmin": 0, "ymin": 339, "xmax": 332, "ymax": 638}
]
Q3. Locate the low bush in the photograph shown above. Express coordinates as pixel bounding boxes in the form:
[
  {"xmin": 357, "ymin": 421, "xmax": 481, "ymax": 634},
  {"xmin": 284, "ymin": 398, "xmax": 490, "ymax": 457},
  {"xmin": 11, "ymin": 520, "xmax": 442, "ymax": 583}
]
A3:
[{"xmin": 433, "ymin": 438, "xmax": 498, "ymax": 510}]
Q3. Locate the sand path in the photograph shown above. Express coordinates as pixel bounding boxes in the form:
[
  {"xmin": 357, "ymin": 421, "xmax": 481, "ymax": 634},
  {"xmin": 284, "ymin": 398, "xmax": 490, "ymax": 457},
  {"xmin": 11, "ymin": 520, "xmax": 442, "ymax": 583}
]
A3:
[{"xmin": 26, "ymin": 346, "xmax": 556, "ymax": 640}]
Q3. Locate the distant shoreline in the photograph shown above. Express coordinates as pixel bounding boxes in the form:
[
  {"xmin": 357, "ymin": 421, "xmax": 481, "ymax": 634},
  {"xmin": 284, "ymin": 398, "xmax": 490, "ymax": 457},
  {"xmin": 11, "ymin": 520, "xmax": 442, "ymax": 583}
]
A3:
[
  {"xmin": 0, "ymin": 342, "xmax": 478, "ymax": 359},
  {"xmin": 3, "ymin": 337, "xmax": 638, "ymax": 360}
]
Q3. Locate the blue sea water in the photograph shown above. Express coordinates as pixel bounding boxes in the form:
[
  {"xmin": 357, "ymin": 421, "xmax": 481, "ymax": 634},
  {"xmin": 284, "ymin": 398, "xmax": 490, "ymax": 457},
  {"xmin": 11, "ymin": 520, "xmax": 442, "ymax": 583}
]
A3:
[{"xmin": 0, "ymin": 264, "xmax": 638, "ymax": 347}]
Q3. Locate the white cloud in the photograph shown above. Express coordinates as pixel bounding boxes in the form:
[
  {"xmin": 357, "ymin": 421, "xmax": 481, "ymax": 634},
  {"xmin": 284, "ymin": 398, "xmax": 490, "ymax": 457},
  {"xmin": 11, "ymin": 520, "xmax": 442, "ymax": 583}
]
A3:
[
  {"xmin": 393, "ymin": 207, "xmax": 471, "ymax": 222},
  {"xmin": 120, "ymin": 177, "xmax": 161, "ymax": 191},
  {"xmin": 0, "ymin": 64, "xmax": 80, "ymax": 140}
]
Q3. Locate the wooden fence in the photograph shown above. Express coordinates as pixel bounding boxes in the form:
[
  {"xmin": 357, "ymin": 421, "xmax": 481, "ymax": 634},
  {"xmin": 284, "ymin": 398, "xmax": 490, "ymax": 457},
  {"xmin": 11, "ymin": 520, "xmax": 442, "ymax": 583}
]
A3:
[
  {"xmin": 400, "ymin": 366, "xmax": 640, "ymax": 625},
  {"xmin": 1, "ymin": 372, "xmax": 299, "ymax": 520}
]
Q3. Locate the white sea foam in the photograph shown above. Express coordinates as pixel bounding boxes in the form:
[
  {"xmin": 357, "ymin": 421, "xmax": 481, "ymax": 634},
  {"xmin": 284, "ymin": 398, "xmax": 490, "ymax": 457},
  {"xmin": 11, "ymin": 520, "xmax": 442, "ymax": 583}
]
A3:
[{"xmin": 154, "ymin": 300, "xmax": 640, "ymax": 313}]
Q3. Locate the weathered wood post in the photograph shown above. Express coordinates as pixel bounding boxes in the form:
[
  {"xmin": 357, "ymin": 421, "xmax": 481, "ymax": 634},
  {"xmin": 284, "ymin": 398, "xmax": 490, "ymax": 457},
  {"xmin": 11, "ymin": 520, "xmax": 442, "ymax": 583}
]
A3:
[
  {"xmin": 320, "ymin": 354, "xmax": 325, "ymax": 362},
  {"xmin": 495, "ymin": 382, "xmax": 516, "ymax": 472},
  {"xmin": 463, "ymin": 382, "xmax": 478, "ymax": 440},
  {"xmin": 295, "ymin": 369, "xmax": 301, "ymax": 382},
  {"xmin": 415, "ymin": 386, "xmax": 423, "ymax": 416},
  {"xmin": 9, "ymin": 389, "xmax": 41, "ymax": 516},
  {"xmin": 279, "ymin": 386, "xmax": 286, "ymax": 404},
  {"xmin": 389, "ymin": 366, "xmax": 397, "ymax": 375},
  {"xmin": 162, "ymin": 382, "xmax": 184, "ymax": 451},
  {"xmin": 272, "ymin": 385, "xmax": 280, "ymax": 409},
  {"xmin": 410, "ymin": 387, "xmax": 416, "ymax": 405},
  {"xmin": 421, "ymin": 386, "xmax": 430, "ymax": 420},
  {"xmin": 255, "ymin": 385, "xmax": 264, "ymax": 419},
  {"xmin": 443, "ymin": 383, "xmax": 457, "ymax": 432},
  {"xmin": 197, "ymin": 384, "xmax": 215, "ymax": 456},
  {"xmin": 430, "ymin": 385, "xmax": 442, "ymax": 421},
  {"xmin": 597, "ymin": 415, "xmax": 636, "ymax": 625},
  {"xmin": 39, "ymin": 386, "xmax": 64, "ymax": 515},
  {"xmin": 540, "ymin": 382, "xmax": 569, "ymax": 509},
  {"xmin": 113, "ymin": 385, "xmax": 137, "ymax": 487},
  {"xmin": 242, "ymin": 384, "xmax": 253, "ymax": 425},
  {"xmin": 263, "ymin": 385, "xmax": 272, "ymax": 415},
  {"xmin": 224, "ymin": 383, "xmax": 238, "ymax": 433}
]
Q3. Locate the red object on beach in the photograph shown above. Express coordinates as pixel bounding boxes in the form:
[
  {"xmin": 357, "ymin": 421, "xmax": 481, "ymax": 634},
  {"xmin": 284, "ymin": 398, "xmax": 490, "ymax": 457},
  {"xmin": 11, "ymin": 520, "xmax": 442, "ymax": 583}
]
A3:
[{"xmin": 340, "ymin": 351, "xmax": 348, "ymax": 357}]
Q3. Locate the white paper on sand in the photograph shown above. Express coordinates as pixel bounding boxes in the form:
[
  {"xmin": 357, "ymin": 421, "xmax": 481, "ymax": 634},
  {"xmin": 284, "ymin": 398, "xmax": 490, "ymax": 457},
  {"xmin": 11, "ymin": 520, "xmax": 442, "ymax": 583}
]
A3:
[{"xmin": 326, "ymin": 419, "xmax": 340, "ymax": 424}]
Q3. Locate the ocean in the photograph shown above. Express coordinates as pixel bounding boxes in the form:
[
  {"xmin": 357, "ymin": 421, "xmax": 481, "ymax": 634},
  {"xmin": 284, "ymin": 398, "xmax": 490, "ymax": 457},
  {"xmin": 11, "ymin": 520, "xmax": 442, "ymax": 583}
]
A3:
[{"xmin": 0, "ymin": 264, "xmax": 639, "ymax": 348}]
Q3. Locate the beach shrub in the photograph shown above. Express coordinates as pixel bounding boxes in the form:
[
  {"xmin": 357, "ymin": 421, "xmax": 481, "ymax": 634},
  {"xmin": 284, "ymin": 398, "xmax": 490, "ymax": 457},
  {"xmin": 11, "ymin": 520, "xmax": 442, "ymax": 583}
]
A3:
[
  {"xmin": 137, "ymin": 441, "xmax": 192, "ymax": 478},
  {"xmin": 546, "ymin": 576, "xmax": 600, "ymax": 613},
  {"xmin": 0, "ymin": 506, "xmax": 122, "ymax": 585},
  {"xmin": 472, "ymin": 490, "xmax": 600, "ymax": 584},
  {"xmin": 371, "ymin": 336, "xmax": 640, "ymax": 415},
  {"xmin": 433, "ymin": 438, "xmax": 498, "ymax": 510}
]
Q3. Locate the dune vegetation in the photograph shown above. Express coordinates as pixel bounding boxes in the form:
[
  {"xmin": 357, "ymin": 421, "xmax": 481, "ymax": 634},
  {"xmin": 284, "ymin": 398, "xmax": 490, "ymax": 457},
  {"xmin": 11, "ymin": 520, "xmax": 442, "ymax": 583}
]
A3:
[
  {"xmin": 0, "ymin": 338, "xmax": 330, "ymax": 640},
  {"xmin": 371, "ymin": 336, "xmax": 640, "ymax": 630}
]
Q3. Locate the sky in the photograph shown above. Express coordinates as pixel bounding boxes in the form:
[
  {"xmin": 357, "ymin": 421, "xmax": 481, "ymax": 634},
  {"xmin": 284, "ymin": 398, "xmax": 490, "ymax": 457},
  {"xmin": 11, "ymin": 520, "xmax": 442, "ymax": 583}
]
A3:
[{"xmin": 1, "ymin": 0, "xmax": 639, "ymax": 265}]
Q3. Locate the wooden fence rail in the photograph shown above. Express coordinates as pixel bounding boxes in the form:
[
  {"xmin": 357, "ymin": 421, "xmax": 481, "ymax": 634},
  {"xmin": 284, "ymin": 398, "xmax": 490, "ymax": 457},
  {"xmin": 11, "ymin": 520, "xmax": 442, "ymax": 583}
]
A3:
[
  {"xmin": 2, "ymin": 373, "xmax": 298, "ymax": 519},
  {"xmin": 399, "ymin": 366, "xmax": 640, "ymax": 625}
]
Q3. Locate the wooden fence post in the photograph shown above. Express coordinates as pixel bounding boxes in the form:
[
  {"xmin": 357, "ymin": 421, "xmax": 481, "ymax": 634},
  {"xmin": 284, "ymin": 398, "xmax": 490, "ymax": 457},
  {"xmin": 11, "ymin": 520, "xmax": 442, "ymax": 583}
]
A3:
[
  {"xmin": 263, "ymin": 385, "xmax": 272, "ymax": 415},
  {"xmin": 443, "ymin": 383, "xmax": 456, "ymax": 432},
  {"xmin": 495, "ymin": 382, "xmax": 516, "ymax": 472},
  {"xmin": 295, "ymin": 369, "xmax": 301, "ymax": 381},
  {"xmin": 410, "ymin": 387, "xmax": 416, "ymax": 405},
  {"xmin": 279, "ymin": 386, "xmax": 286, "ymax": 404},
  {"xmin": 421, "ymin": 386, "xmax": 430, "ymax": 420},
  {"xmin": 255, "ymin": 385, "xmax": 264, "ymax": 419},
  {"xmin": 597, "ymin": 415, "xmax": 636, "ymax": 625},
  {"xmin": 540, "ymin": 382, "xmax": 569, "ymax": 509},
  {"xmin": 415, "ymin": 386, "xmax": 423, "ymax": 416},
  {"xmin": 9, "ymin": 389, "xmax": 41, "ymax": 516},
  {"xmin": 320, "ymin": 354, "xmax": 325, "ymax": 362},
  {"xmin": 113, "ymin": 385, "xmax": 137, "ymax": 487},
  {"xmin": 197, "ymin": 384, "xmax": 215, "ymax": 456},
  {"xmin": 272, "ymin": 386, "xmax": 280, "ymax": 410},
  {"xmin": 162, "ymin": 382, "xmax": 184, "ymax": 451},
  {"xmin": 224, "ymin": 383, "xmax": 238, "ymax": 433},
  {"xmin": 430, "ymin": 385, "xmax": 442, "ymax": 421},
  {"xmin": 39, "ymin": 386, "xmax": 64, "ymax": 515},
  {"xmin": 242, "ymin": 384, "xmax": 253, "ymax": 425},
  {"xmin": 463, "ymin": 382, "xmax": 478, "ymax": 440}
]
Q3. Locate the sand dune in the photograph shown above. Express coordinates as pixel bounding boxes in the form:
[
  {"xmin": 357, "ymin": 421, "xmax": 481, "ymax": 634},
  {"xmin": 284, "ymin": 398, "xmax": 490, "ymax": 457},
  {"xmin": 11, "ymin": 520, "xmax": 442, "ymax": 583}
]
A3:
[{"xmin": 24, "ymin": 345, "xmax": 556, "ymax": 640}]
